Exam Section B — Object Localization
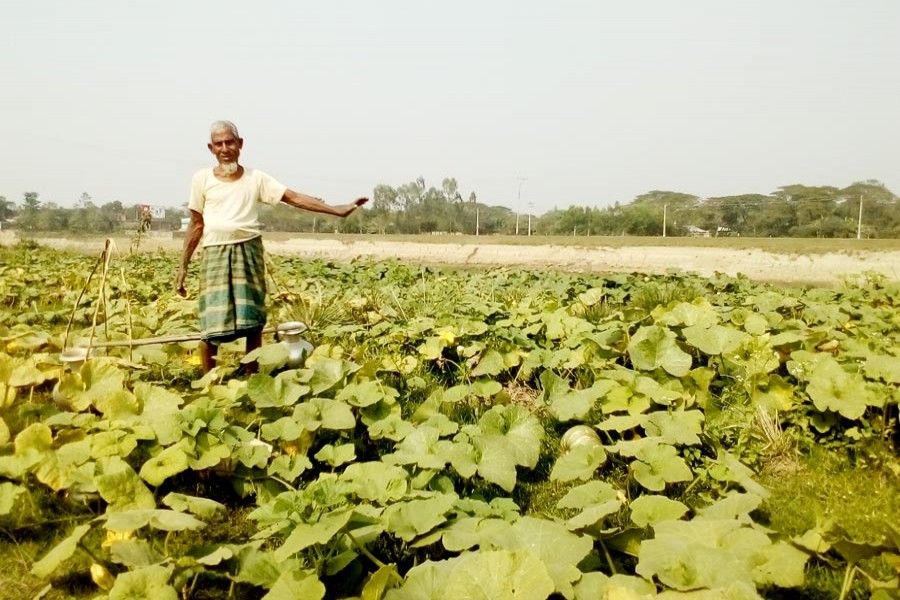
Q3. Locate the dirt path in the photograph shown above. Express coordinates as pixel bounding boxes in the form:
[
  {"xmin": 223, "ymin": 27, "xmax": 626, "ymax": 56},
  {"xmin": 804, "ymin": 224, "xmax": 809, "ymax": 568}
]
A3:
[{"xmin": 5, "ymin": 232, "xmax": 900, "ymax": 286}]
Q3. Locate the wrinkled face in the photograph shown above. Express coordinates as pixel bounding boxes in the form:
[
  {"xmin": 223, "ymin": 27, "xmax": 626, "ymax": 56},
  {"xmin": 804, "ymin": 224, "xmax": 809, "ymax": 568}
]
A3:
[{"xmin": 208, "ymin": 129, "xmax": 243, "ymax": 165}]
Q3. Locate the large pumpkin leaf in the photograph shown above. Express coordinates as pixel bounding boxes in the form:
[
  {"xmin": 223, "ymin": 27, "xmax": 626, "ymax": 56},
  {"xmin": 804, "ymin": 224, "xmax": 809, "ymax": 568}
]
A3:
[
  {"xmin": 385, "ymin": 549, "xmax": 555, "ymax": 600},
  {"xmin": 549, "ymin": 444, "xmax": 607, "ymax": 482},
  {"xmin": 274, "ymin": 508, "xmax": 354, "ymax": 560},
  {"xmin": 96, "ymin": 457, "xmax": 156, "ymax": 511},
  {"xmin": 495, "ymin": 516, "xmax": 594, "ymax": 598},
  {"xmin": 463, "ymin": 405, "xmax": 544, "ymax": 492},
  {"xmin": 340, "ymin": 461, "xmax": 409, "ymax": 504},
  {"xmin": 629, "ymin": 495, "xmax": 689, "ymax": 527},
  {"xmin": 642, "ymin": 410, "xmax": 704, "ymax": 446},
  {"xmin": 104, "ymin": 509, "xmax": 206, "ymax": 532},
  {"xmin": 682, "ymin": 324, "xmax": 749, "ymax": 356},
  {"xmin": 263, "ymin": 569, "xmax": 326, "ymax": 600},
  {"xmin": 804, "ymin": 354, "xmax": 872, "ymax": 419},
  {"xmin": 864, "ymin": 353, "xmax": 900, "ymax": 384},
  {"xmin": 557, "ymin": 481, "xmax": 623, "ymax": 530},
  {"xmin": 139, "ymin": 443, "xmax": 190, "ymax": 487},
  {"xmin": 31, "ymin": 523, "xmax": 91, "ymax": 578},
  {"xmin": 631, "ymin": 443, "xmax": 693, "ymax": 491},
  {"xmin": 627, "ymin": 326, "xmax": 692, "ymax": 376},
  {"xmin": 108, "ymin": 564, "xmax": 178, "ymax": 600},
  {"xmin": 384, "ymin": 493, "xmax": 458, "ymax": 542}
]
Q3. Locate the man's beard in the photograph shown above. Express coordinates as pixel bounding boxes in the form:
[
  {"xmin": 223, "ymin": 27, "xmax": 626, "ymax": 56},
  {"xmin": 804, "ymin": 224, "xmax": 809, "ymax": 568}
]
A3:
[{"xmin": 220, "ymin": 162, "xmax": 239, "ymax": 175}]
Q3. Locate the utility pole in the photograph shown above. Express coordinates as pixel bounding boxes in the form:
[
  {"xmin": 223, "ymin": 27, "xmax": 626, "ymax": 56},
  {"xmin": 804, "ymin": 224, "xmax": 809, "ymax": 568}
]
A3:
[
  {"xmin": 527, "ymin": 202, "xmax": 533, "ymax": 236},
  {"xmin": 515, "ymin": 177, "xmax": 527, "ymax": 235},
  {"xmin": 470, "ymin": 192, "xmax": 479, "ymax": 236},
  {"xmin": 856, "ymin": 196, "xmax": 863, "ymax": 240},
  {"xmin": 662, "ymin": 204, "xmax": 668, "ymax": 238}
]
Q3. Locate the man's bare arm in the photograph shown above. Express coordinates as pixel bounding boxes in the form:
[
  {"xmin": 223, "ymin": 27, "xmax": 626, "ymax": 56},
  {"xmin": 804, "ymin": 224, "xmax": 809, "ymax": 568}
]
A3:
[
  {"xmin": 175, "ymin": 210, "xmax": 204, "ymax": 297},
  {"xmin": 281, "ymin": 190, "xmax": 368, "ymax": 217}
]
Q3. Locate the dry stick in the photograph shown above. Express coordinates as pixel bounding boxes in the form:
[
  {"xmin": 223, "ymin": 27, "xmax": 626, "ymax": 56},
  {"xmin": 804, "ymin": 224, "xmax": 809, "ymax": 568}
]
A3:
[
  {"xmin": 264, "ymin": 252, "xmax": 285, "ymax": 298},
  {"xmin": 86, "ymin": 239, "xmax": 119, "ymax": 353},
  {"xmin": 86, "ymin": 242, "xmax": 109, "ymax": 350},
  {"xmin": 86, "ymin": 326, "xmax": 278, "ymax": 348},
  {"xmin": 62, "ymin": 251, "xmax": 104, "ymax": 349},
  {"xmin": 107, "ymin": 238, "xmax": 138, "ymax": 380}
]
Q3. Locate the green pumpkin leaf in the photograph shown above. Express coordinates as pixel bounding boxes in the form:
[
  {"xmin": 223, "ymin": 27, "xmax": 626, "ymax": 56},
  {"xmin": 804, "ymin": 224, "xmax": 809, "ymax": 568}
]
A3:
[
  {"xmin": 274, "ymin": 509, "xmax": 353, "ymax": 560},
  {"xmin": 307, "ymin": 356, "xmax": 358, "ymax": 394},
  {"xmin": 108, "ymin": 564, "xmax": 178, "ymax": 600},
  {"xmin": 864, "ymin": 353, "xmax": 900, "ymax": 384},
  {"xmin": 631, "ymin": 443, "xmax": 693, "ymax": 491},
  {"xmin": 389, "ymin": 423, "xmax": 457, "ymax": 470},
  {"xmin": 14, "ymin": 422, "xmax": 52, "ymax": 455},
  {"xmin": 248, "ymin": 373, "xmax": 305, "ymax": 408},
  {"xmin": 262, "ymin": 569, "xmax": 326, "ymax": 600},
  {"xmin": 573, "ymin": 573, "xmax": 657, "ymax": 600},
  {"xmin": 642, "ymin": 410, "xmax": 704, "ymax": 446},
  {"xmin": 629, "ymin": 495, "xmax": 689, "ymax": 527},
  {"xmin": 337, "ymin": 380, "xmax": 397, "ymax": 407},
  {"xmin": 383, "ymin": 493, "xmax": 458, "ymax": 542},
  {"xmin": 752, "ymin": 540, "xmax": 808, "ymax": 588},
  {"xmin": 496, "ymin": 516, "xmax": 594, "ymax": 598},
  {"xmin": 682, "ymin": 324, "xmax": 749, "ymax": 356},
  {"xmin": 260, "ymin": 416, "xmax": 305, "ymax": 441},
  {"xmin": 162, "ymin": 492, "xmax": 226, "ymax": 518},
  {"xmin": 340, "ymin": 461, "xmax": 409, "ymax": 504},
  {"xmin": 314, "ymin": 443, "xmax": 357, "ymax": 467},
  {"xmin": 549, "ymin": 444, "xmax": 607, "ymax": 482},
  {"xmin": 470, "ymin": 378, "xmax": 503, "ymax": 398},
  {"xmin": 627, "ymin": 325, "xmax": 692, "ymax": 376},
  {"xmin": 139, "ymin": 444, "xmax": 190, "ymax": 487},
  {"xmin": 104, "ymin": 509, "xmax": 206, "ymax": 532},
  {"xmin": 109, "ymin": 538, "xmax": 165, "ymax": 569},
  {"xmin": 468, "ymin": 349, "xmax": 503, "ymax": 377},
  {"xmin": 0, "ymin": 481, "xmax": 27, "ymax": 515},
  {"xmin": 386, "ymin": 549, "xmax": 554, "ymax": 600},
  {"xmin": 30, "ymin": 523, "xmax": 91, "ymax": 578},
  {"xmin": 744, "ymin": 313, "xmax": 769, "ymax": 335},
  {"xmin": 805, "ymin": 355, "xmax": 871, "ymax": 419},
  {"xmin": 557, "ymin": 481, "xmax": 623, "ymax": 530},
  {"xmin": 360, "ymin": 564, "xmax": 400, "ymax": 600},
  {"xmin": 96, "ymin": 457, "xmax": 156, "ymax": 511}
]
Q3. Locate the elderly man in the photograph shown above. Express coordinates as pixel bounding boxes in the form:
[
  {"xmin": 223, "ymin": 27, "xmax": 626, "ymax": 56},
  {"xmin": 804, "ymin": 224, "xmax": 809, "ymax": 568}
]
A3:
[{"xmin": 175, "ymin": 120, "xmax": 367, "ymax": 373}]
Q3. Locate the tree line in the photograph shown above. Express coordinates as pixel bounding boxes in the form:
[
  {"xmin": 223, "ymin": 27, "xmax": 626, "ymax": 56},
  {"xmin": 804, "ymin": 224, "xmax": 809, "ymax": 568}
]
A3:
[{"xmin": 1, "ymin": 179, "xmax": 897, "ymax": 238}]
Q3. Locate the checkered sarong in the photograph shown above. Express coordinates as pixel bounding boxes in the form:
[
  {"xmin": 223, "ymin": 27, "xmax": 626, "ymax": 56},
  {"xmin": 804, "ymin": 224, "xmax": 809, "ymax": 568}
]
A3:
[{"xmin": 198, "ymin": 237, "xmax": 267, "ymax": 344}]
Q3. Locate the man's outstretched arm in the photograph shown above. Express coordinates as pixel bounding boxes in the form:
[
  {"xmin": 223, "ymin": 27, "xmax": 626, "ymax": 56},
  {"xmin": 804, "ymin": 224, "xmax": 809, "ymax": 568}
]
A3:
[
  {"xmin": 175, "ymin": 209, "xmax": 204, "ymax": 297},
  {"xmin": 281, "ymin": 190, "xmax": 368, "ymax": 217}
]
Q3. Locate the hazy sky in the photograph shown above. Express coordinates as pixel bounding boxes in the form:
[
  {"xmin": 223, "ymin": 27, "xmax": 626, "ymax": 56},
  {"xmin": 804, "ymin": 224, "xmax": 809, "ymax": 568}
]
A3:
[{"xmin": 2, "ymin": 1, "xmax": 898, "ymax": 215}]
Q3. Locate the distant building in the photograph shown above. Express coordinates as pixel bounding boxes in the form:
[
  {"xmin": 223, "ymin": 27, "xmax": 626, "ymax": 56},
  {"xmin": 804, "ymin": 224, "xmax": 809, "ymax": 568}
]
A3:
[{"xmin": 685, "ymin": 225, "xmax": 711, "ymax": 238}]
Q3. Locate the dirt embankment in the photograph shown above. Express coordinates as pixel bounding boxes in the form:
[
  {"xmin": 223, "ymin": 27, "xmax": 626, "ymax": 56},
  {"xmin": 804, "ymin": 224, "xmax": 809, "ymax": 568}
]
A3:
[{"xmin": 4, "ymin": 232, "xmax": 900, "ymax": 286}]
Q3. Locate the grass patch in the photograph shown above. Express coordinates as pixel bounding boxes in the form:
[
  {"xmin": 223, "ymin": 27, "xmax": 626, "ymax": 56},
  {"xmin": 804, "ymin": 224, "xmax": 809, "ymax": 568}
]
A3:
[
  {"xmin": 758, "ymin": 443, "xmax": 900, "ymax": 599},
  {"xmin": 760, "ymin": 444, "xmax": 900, "ymax": 541}
]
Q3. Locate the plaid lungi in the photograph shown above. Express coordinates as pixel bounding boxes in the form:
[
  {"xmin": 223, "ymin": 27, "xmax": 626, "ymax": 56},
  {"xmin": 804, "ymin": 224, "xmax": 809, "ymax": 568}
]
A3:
[{"xmin": 199, "ymin": 237, "xmax": 267, "ymax": 344}]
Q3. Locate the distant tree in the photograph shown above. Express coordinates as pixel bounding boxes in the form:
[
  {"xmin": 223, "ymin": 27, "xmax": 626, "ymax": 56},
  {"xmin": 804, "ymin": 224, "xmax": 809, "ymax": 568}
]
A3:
[
  {"xmin": 17, "ymin": 192, "xmax": 41, "ymax": 229},
  {"xmin": 0, "ymin": 196, "xmax": 14, "ymax": 223},
  {"xmin": 23, "ymin": 191, "xmax": 40, "ymax": 211}
]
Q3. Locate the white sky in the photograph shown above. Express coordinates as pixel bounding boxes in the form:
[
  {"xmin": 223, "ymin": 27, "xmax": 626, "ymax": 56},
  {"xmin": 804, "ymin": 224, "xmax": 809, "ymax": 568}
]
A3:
[{"xmin": 1, "ymin": 1, "xmax": 898, "ymax": 215}]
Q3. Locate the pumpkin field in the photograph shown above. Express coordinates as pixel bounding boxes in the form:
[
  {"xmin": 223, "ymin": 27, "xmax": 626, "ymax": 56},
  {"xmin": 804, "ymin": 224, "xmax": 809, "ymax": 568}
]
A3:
[{"xmin": 0, "ymin": 239, "xmax": 898, "ymax": 599}]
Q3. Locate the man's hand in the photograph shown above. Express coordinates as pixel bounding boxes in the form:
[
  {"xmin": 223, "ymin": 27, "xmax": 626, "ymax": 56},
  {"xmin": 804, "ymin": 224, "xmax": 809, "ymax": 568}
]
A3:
[
  {"xmin": 175, "ymin": 267, "xmax": 188, "ymax": 297},
  {"xmin": 338, "ymin": 197, "xmax": 369, "ymax": 217}
]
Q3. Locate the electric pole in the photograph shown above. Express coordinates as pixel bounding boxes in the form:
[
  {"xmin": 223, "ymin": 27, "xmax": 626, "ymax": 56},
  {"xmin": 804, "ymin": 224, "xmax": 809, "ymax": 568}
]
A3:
[
  {"xmin": 516, "ymin": 177, "xmax": 527, "ymax": 235},
  {"xmin": 857, "ymin": 196, "xmax": 863, "ymax": 240}
]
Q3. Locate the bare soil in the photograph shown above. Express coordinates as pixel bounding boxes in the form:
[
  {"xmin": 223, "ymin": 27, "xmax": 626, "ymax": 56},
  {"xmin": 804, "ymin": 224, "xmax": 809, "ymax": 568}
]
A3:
[{"xmin": 6, "ymin": 232, "xmax": 900, "ymax": 286}]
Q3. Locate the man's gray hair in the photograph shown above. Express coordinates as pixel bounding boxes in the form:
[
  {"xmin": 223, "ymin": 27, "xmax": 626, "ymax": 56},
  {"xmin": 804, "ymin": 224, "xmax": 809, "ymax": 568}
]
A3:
[{"xmin": 210, "ymin": 120, "xmax": 240, "ymax": 139}]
